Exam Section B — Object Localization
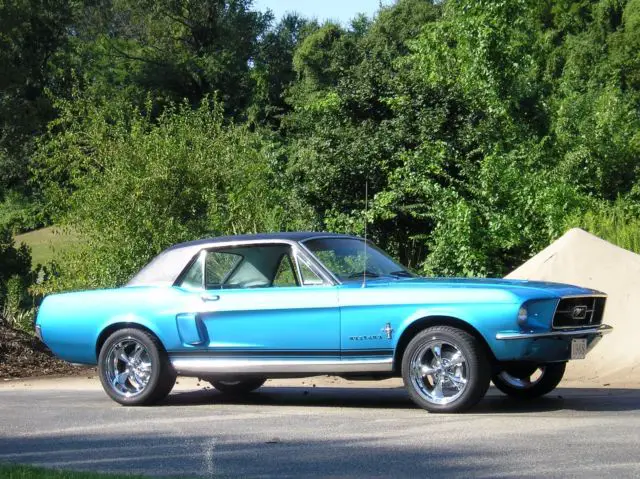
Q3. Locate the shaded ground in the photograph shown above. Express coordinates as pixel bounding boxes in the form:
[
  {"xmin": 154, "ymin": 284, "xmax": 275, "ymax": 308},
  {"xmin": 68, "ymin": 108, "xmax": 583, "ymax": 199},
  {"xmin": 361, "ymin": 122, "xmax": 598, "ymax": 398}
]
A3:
[
  {"xmin": 0, "ymin": 324, "xmax": 94, "ymax": 379},
  {"xmin": 0, "ymin": 383, "xmax": 639, "ymax": 477}
]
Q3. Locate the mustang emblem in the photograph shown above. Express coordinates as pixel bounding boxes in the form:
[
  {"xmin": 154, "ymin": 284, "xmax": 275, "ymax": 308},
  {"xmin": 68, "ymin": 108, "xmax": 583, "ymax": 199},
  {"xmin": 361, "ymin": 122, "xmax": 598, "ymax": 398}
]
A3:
[
  {"xmin": 382, "ymin": 323, "xmax": 394, "ymax": 340},
  {"xmin": 571, "ymin": 305, "xmax": 588, "ymax": 320}
]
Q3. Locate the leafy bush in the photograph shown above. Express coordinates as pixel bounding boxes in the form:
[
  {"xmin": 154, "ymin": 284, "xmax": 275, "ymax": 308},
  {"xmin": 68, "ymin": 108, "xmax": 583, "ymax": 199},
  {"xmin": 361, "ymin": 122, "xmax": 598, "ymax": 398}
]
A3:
[
  {"xmin": 0, "ymin": 226, "xmax": 33, "ymax": 330},
  {"xmin": 35, "ymin": 95, "xmax": 316, "ymax": 290},
  {"xmin": 0, "ymin": 191, "xmax": 46, "ymax": 234},
  {"xmin": 0, "ymin": 226, "xmax": 31, "ymax": 302}
]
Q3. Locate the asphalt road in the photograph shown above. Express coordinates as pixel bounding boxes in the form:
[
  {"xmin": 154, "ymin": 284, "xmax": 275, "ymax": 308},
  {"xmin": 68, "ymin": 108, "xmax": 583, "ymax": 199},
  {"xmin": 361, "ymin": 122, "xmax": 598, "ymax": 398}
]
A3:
[{"xmin": 1, "ymin": 381, "xmax": 640, "ymax": 478}]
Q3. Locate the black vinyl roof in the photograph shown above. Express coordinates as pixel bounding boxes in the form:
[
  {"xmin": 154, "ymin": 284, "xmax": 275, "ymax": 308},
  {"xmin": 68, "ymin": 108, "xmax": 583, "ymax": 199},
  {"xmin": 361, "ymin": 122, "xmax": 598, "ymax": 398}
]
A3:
[
  {"xmin": 128, "ymin": 232, "xmax": 361, "ymax": 287},
  {"xmin": 165, "ymin": 232, "xmax": 358, "ymax": 252}
]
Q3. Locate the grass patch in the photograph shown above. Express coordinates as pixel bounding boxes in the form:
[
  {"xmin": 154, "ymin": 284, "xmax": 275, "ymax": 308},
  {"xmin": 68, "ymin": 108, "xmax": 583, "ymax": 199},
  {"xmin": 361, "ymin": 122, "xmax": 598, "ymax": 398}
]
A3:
[
  {"xmin": 13, "ymin": 227, "xmax": 82, "ymax": 266},
  {"xmin": 0, "ymin": 464, "xmax": 154, "ymax": 479}
]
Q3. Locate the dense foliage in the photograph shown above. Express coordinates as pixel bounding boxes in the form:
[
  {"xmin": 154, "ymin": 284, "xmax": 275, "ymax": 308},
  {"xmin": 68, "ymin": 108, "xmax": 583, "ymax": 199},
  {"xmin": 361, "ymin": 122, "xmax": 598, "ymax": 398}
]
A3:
[
  {"xmin": 0, "ymin": 224, "xmax": 32, "ymax": 328},
  {"xmin": 1, "ymin": 0, "xmax": 639, "ymax": 294}
]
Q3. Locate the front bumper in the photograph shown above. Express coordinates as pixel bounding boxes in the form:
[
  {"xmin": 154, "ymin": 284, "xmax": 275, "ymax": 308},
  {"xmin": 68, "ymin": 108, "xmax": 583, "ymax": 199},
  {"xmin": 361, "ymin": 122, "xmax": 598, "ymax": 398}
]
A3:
[
  {"xmin": 492, "ymin": 324, "xmax": 612, "ymax": 362},
  {"xmin": 495, "ymin": 324, "xmax": 613, "ymax": 340}
]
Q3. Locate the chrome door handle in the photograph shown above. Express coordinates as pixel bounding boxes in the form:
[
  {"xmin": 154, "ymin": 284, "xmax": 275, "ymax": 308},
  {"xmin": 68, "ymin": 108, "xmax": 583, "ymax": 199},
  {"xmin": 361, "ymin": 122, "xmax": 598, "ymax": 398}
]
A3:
[{"xmin": 201, "ymin": 293, "xmax": 220, "ymax": 302}]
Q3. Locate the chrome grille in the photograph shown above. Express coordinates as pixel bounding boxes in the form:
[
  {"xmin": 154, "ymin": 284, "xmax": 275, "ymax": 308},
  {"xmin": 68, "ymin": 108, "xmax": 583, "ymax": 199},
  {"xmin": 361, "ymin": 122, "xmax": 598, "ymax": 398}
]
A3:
[{"xmin": 553, "ymin": 296, "xmax": 606, "ymax": 329}]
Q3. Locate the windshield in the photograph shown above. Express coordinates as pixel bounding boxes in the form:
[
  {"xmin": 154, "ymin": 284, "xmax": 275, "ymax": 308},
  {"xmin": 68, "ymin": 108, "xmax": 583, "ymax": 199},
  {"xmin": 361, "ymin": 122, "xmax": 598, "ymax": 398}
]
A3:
[{"xmin": 303, "ymin": 237, "xmax": 413, "ymax": 282}]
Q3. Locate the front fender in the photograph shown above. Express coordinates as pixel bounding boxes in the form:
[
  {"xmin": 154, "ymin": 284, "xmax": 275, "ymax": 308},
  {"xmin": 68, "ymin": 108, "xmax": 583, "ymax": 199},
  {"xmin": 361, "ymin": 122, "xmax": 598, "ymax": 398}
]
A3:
[{"xmin": 392, "ymin": 302, "xmax": 521, "ymax": 361}]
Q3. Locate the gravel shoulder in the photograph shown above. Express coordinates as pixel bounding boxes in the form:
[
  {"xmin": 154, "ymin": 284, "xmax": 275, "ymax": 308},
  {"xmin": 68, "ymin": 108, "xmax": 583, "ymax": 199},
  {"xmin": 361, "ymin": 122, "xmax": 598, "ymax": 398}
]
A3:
[{"xmin": 0, "ymin": 325, "xmax": 94, "ymax": 379}]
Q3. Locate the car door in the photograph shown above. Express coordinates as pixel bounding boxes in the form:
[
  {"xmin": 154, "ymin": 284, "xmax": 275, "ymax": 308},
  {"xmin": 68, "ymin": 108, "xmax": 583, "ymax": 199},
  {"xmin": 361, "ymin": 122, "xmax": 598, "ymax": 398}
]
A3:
[{"xmin": 176, "ymin": 243, "xmax": 340, "ymax": 357}]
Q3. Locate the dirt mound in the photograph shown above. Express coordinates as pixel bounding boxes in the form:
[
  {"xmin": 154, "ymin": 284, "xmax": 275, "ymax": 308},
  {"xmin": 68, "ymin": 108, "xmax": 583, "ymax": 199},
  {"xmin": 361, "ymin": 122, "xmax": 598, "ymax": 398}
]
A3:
[
  {"xmin": 0, "ymin": 324, "xmax": 94, "ymax": 379},
  {"xmin": 507, "ymin": 228, "xmax": 640, "ymax": 383}
]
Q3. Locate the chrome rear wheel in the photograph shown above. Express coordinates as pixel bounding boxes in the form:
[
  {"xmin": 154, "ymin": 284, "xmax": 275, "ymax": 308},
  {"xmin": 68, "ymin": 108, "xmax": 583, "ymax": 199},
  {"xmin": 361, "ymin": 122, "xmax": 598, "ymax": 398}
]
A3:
[
  {"xmin": 104, "ymin": 338, "xmax": 152, "ymax": 397},
  {"xmin": 98, "ymin": 328, "xmax": 176, "ymax": 406}
]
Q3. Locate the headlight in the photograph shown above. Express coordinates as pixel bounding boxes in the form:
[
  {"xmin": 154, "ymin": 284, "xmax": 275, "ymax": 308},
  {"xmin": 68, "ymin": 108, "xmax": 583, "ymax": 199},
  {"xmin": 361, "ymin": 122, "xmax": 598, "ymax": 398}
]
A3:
[{"xmin": 517, "ymin": 306, "xmax": 528, "ymax": 326}]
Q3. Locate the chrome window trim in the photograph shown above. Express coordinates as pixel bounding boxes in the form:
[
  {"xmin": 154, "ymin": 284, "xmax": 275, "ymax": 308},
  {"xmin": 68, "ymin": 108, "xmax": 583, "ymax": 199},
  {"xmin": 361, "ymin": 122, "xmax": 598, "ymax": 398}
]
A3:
[
  {"xmin": 136, "ymin": 235, "xmax": 376, "ymax": 288},
  {"xmin": 173, "ymin": 238, "xmax": 339, "ymax": 288},
  {"xmin": 496, "ymin": 323, "xmax": 612, "ymax": 340},
  {"xmin": 551, "ymin": 294, "xmax": 608, "ymax": 330},
  {"xmin": 555, "ymin": 294, "xmax": 607, "ymax": 298},
  {"xmin": 293, "ymin": 250, "xmax": 336, "ymax": 287},
  {"xmin": 298, "ymin": 236, "xmax": 347, "ymax": 285},
  {"xmin": 200, "ymin": 250, "xmax": 206, "ymax": 286}
]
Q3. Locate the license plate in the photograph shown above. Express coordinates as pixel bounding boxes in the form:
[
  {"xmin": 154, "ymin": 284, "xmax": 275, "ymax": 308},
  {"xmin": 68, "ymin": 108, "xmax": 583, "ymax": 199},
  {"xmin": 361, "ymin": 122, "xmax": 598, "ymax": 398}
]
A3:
[{"xmin": 571, "ymin": 338, "xmax": 587, "ymax": 359}]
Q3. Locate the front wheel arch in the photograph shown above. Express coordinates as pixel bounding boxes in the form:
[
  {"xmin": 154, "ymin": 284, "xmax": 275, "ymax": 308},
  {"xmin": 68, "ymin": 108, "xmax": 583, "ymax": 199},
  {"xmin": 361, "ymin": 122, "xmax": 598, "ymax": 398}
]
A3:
[{"xmin": 394, "ymin": 316, "xmax": 496, "ymax": 374}]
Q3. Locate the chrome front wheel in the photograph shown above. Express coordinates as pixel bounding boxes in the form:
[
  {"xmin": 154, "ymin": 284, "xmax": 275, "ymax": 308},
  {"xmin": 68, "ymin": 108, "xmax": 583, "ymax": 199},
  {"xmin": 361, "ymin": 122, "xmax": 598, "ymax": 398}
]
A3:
[
  {"xmin": 498, "ymin": 366, "xmax": 544, "ymax": 390},
  {"xmin": 402, "ymin": 326, "xmax": 490, "ymax": 413},
  {"xmin": 408, "ymin": 340, "xmax": 469, "ymax": 405}
]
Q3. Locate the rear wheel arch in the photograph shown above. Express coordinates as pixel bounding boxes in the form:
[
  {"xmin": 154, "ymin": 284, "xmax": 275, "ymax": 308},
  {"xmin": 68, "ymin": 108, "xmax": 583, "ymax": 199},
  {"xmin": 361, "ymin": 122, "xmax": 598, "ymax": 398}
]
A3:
[
  {"xmin": 393, "ymin": 316, "xmax": 496, "ymax": 373},
  {"xmin": 96, "ymin": 322, "xmax": 165, "ymax": 360}
]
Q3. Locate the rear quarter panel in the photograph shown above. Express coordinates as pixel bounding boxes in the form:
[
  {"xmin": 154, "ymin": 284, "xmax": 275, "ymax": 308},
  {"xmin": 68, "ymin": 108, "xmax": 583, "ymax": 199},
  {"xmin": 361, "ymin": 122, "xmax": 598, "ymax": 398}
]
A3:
[{"xmin": 36, "ymin": 286, "xmax": 193, "ymax": 364}]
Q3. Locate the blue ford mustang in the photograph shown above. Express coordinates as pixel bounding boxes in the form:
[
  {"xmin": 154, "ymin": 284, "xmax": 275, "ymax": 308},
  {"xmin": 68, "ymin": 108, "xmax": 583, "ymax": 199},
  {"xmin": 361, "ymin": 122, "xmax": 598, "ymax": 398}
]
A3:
[{"xmin": 36, "ymin": 233, "xmax": 612, "ymax": 412}]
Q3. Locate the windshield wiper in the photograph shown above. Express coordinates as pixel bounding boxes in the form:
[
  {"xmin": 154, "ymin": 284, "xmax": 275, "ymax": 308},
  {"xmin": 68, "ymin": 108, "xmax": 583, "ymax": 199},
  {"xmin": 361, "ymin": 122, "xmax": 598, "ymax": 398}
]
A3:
[
  {"xmin": 347, "ymin": 270, "xmax": 380, "ymax": 279},
  {"xmin": 389, "ymin": 270, "xmax": 414, "ymax": 278}
]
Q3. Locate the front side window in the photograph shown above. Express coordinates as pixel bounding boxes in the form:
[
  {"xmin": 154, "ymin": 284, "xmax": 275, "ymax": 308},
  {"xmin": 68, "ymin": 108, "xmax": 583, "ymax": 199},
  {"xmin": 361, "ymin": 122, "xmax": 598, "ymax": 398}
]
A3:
[{"xmin": 304, "ymin": 237, "xmax": 412, "ymax": 282}]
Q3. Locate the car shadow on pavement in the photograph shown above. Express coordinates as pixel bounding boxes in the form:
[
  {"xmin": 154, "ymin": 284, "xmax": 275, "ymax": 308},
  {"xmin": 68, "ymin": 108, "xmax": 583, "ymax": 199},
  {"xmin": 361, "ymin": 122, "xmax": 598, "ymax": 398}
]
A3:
[
  {"xmin": 166, "ymin": 385, "xmax": 415, "ymax": 409},
  {"xmin": 163, "ymin": 386, "xmax": 640, "ymax": 414},
  {"xmin": 0, "ymin": 433, "xmax": 499, "ymax": 478},
  {"xmin": 477, "ymin": 387, "xmax": 640, "ymax": 414}
]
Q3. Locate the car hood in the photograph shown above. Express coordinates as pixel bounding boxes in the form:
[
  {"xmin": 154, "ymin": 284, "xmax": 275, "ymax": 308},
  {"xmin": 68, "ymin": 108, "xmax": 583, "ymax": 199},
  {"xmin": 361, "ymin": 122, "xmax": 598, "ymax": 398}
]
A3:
[{"xmin": 350, "ymin": 277, "xmax": 604, "ymax": 301}]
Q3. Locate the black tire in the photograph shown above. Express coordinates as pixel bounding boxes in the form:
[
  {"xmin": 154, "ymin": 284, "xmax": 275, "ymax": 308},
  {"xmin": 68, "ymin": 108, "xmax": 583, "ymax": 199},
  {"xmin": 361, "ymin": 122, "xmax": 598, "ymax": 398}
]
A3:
[
  {"xmin": 401, "ymin": 326, "xmax": 491, "ymax": 413},
  {"xmin": 98, "ymin": 328, "xmax": 176, "ymax": 406},
  {"xmin": 210, "ymin": 378, "xmax": 267, "ymax": 395},
  {"xmin": 492, "ymin": 362, "xmax": 566, "ymax": 400}
]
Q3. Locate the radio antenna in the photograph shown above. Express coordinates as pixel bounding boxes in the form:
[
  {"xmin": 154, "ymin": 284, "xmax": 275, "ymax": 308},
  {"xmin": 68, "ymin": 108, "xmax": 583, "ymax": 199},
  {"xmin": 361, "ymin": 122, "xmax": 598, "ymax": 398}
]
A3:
[{"xmin": 362, "ymin": 180, "xmax": 368, "ymax": 288}]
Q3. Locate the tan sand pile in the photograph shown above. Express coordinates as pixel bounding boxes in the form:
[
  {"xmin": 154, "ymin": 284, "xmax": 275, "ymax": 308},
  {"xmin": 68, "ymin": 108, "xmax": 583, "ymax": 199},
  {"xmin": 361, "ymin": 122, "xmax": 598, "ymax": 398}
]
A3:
[{"xmin": 507, "ymin": 228, "xmax": 640, "ymax": 384}]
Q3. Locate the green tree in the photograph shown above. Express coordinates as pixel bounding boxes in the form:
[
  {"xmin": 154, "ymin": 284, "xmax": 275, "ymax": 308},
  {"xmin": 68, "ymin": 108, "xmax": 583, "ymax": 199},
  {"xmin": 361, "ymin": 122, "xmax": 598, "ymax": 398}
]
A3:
[
  {"xmin": 71, "ymin": 0, "xmax": 272, "ymax": 116},
  {"xmin": 249, "ymin": 13, "xmax": 316, "ymax": 126},
  {"xmin": 284, "ymin": 1, "xmax": 441, "ymax": 265},
  {"xmin": 36, "ymin": 94, "xmax": 314, "ymax": 289},
  {"xmin": 0, "ymin": 0, "xmax": 74, "ymax": 194}
]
